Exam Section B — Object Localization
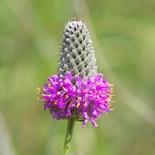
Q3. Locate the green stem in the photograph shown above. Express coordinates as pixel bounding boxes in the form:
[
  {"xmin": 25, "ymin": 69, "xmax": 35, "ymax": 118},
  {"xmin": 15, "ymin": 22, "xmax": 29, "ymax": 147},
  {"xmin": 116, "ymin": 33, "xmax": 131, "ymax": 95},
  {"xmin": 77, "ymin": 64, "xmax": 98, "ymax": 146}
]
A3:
[{"xmin": 63, "ymin": 118, "xmax": 75, "ymax": 155}]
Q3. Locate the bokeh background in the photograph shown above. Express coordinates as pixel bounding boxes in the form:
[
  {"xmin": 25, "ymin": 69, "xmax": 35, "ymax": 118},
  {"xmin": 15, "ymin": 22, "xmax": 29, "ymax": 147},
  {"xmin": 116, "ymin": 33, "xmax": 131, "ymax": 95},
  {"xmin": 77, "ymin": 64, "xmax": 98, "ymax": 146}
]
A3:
[{"xmin": 0, "ymin": 0, "xmax": 155, "ymax": 155}]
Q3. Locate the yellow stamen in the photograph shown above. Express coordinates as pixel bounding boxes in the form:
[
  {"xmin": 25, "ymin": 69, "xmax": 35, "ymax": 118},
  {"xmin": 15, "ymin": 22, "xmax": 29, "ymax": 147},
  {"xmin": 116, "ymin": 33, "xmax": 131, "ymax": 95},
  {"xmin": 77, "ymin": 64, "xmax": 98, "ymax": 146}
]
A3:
[
  {"xmin": 110, "ymin": 84, "xmax": 114, "ymax": 87},
  {"xmin": 65, "ymin": 94, "xmax": 69, "ymax": 99},
  {"xmin": 110, "ymin": 94, "xmax": 116, "ymax": 98},
  {"xmin": 41, "ymin": 94, "xmax": 44, "ymax": 97},
  {"xmin": 57, "ymin": 91, "xmax": 61, "ymax": 95},
  {"xmin": 77, "ymin": 103, "xmax": 80, "ymax": 107},
  {"xmin": 109, "ymin": 103, "xmax": 112, "ymax": 107},
  {"xmin": 106, "ymin": 98, "xmax": 110, "ymax": 102},
  {"xmin": 37, "ymin": 87, "xmax": 41, "ymax": 93},
  {"xmin": 112, "ymin": 101, "xmax": 115, "ymax": 104},
  {"xmin": 54, "ymin": 100, "xmax": 57, "ymax": 105},
  {"xmin": 37, "ymin": 97, "xmax": 40, "ymax": 100},
  {"xmin": 83, "ymin": 103, "xmax": 86, "ymax": 107},
  {"xmin": 63, "ymin": 87, "xmax": 67, "ymax": 92}
]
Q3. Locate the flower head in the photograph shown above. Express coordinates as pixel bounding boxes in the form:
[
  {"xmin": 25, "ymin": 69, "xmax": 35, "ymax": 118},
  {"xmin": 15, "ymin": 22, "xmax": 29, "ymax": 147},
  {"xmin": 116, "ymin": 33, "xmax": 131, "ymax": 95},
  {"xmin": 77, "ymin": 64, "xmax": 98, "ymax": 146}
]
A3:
[
  {"xmin": 37, "ymin": 72, "xmax": 114, "ymax": 127},
  {"xmin": 37, "ymin": 19, "xmax": 115, "ymax": 127}
]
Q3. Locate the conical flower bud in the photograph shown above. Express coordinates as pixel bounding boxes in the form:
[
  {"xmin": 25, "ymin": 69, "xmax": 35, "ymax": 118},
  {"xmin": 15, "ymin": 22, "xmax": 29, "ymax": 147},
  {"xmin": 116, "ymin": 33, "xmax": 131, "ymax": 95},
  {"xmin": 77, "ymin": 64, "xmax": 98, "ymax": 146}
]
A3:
[
  {"xmin": 37, "ymin": 19, "xmax": 115, "ymax": 127},
  {"xmin": 58, "ymin": 19, "xmax": 97, "ymax": 80}
]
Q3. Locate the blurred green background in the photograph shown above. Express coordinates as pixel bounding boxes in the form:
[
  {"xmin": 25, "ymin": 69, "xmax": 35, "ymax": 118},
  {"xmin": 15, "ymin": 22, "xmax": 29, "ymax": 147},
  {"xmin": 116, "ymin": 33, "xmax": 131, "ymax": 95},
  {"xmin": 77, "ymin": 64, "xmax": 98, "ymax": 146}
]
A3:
[{"xmin": 0, "ymin": 0, "xmax": 155, "ymax": 155}]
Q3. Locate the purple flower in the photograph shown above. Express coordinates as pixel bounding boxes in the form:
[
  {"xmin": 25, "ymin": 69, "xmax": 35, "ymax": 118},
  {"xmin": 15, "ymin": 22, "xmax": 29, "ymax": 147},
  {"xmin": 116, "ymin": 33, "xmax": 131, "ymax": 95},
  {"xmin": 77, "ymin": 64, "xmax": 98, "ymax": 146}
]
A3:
[{"xmin": 37, "ymin": 72, "xmax": 115, "ymax": 127}]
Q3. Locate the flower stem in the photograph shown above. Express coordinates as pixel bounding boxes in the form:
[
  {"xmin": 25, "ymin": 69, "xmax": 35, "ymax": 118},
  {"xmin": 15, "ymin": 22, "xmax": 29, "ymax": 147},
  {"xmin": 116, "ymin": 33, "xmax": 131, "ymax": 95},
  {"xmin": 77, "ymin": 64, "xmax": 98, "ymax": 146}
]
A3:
[{"xmin": 63, "ymin": 118, "xmax": 75, "ymax": 155}]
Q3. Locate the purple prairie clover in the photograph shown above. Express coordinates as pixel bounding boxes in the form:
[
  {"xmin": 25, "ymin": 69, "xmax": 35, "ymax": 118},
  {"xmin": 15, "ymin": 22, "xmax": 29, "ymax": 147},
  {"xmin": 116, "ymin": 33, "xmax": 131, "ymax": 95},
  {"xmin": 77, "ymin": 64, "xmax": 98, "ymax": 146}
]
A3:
[{"xmin": 37, "ymin": 19, "xmax": 115, "ymax": 127}]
